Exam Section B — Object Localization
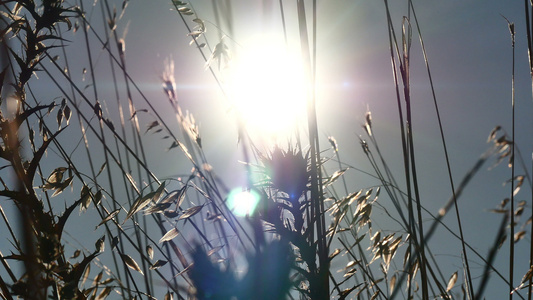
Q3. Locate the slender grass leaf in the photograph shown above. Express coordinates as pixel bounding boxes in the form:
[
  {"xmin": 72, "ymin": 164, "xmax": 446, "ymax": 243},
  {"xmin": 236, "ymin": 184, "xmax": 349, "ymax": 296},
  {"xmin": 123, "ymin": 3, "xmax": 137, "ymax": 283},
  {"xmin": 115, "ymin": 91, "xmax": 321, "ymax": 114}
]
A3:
[
  {"xmin": 159, "ymin": 227, "xmax": 180, "ymax": 244},
  {"xmin": 124, "ymin": 172, "xmax": 138, "ymax": 192},
  {"xmin": 446, "ymin": 271, "xmax": 458, "ymax": 292},
  {"xmin": 206, "ymin": 212, "xmax": 222, "ymax": 221},
  {"xmin": 145, "ymin": 120, "xmax": 159, "ymax": 134},
  {"xmin": 164, "ymin": 291, "xmax": 174, "ymax": 300},
  {"xmin": 144, "ymin": 202, "xmax": 171, "ymax": 215},
  {"xmin": 93, "ymin": 271, "xmax": 103, "ymax": 286},
  {"xmin": 96, "ymin": 209, "xmax": 120, "ymax": 229},
  {"xmin": 390, "ymin": 274, "xmax": 397, "ymax": 294},
  {"xmin": 345, "ymin": 260, "xmax": 357, "ymax": 269},
  {"xmin": 520, "ymin": 265, "xmax": 533, "ymax": 287},
  {"xmin": 344, "ymin": 268, "xmax": 356, "ymax": 278},
  {"xmin": 111, "ymin": 236, "xmax": 119, "ymax": 250},
  {"xmin": 514, "ymin": 175, "xmax": 525, "ymax": 196},
  {"xmin": 29, "ymin": 126, "xmax": 66, "ymax": 184},
  {"xmin": 84, "ymin": 286, "xmax": 96, "ymax": 297},
  {"xmin": 160, "ymin": 186, "xmax": 187, "ymax": 206},
  {"xmin": 96, "ymin": 286, "xmax": 112, "ymax": 300},
  {"xmin": 149, "ymin": 259, "xmax": 168, "ymax": 270},
  {"xmin": 207, "ymin": 246, "xmax": 224, "ymax": 257},
  {"xmin": 339, "ymin": 286, "xmax": 356, "ymax": 299},
  {"xmin": 0, "ymin": 67, "xmax": 6, "ymax": 96},
  {"xmin": 328, "ymin": 136, "xmax": 338, "ymax": 152},
  {"xmin": 175, "ymin": 263, "xmax": 193, "ymax": 278},
  {"xmin": 130, "ymin": 109, "xmax": 148, "ymax": 120},
  {"xmin": 489, "ymin": 208, "xmax": 508, "ymax": 214},
  {"xmin": 178, "ymin": 205, "xmax": 203, "ymax": 221},
  {"xmin": 515, "ymin": 206, "xmax": 524, "ymax": 217},
  {"xmin": 488, "ymin": 126, "xmax": 501, "ymax": 142},
  {"xmin": 8, "ymin": 48, "xmax": 26, "ymax": 74},
  {"xmin": 365, "ymin": 111, "xmax": 372, "ymax": 128},
  {"xmin": 154, "ymin": 181, "xmax": 166, "ymax": 203},
  {"xmin": 323, "ymin": 168, "xmax": 348, "ymax": 187},
  {"xmin": 168, "ymin": 141, "xmax": 180, "ymax": 151},
  {"xmin": 51, "ymin": 176, "xmax": 73, "ymax": 197},
  {"xmin": 164, "ymin": 210, "xmax": 180, "ymax": 218},
  {"xmin": 95, "ymin": 235, "xmax": 105, "ymax": 253},
  {"xmin": 27, "ymin": 128, "xmax": 34, "ymax": 145},
  {"xmin": 146, "ymin": 245, "xmax": 154, "ymax": 260},
  {"xmin": 93, "ymin": 190, "xmax": 103, "ymax": 206},
  {"xmin": 80, "ymin": 185, "xmax": 92, "ymax": 212},
  {"xmin": 45, "ymin": 168, "xmax": 65, "ymax": 186},
  {"xmin": 514, "ymin": 231, "xmax": 526, "ymax": 243},
  {"xmin": 121, "ymin": 0, "xmax": 129, "ymax": 12},
  {"xmin": 500, "ymin": 198, "xmax": 510, "ymax": 208},
  {"xmin": 64, "ymin": 105, "xmax": 71, "ymax": 125},
  {"xmin": 370, "ymin": 291, "xmax": 378, "ymax": 300},
  {"xmin": 121, "ymin": 254, "xmax": 143, "ymax": 275},
  {"xmin": 347, "ymin": 190, "xmax": 362, "ymax": 206},
  {"xmin": 329, "ymin": 248, "xmax": 340, "ymax": 261},
  {"xmin": 101, "ymin": 278, "xmax": 114, "ymax": 285},
  {"xmin": 511, "ymin": 265, "xmax": 533, "ymax": 294},
  {"xmin": 80, "ymin": 262, "xmax": 91, "ymax": 287},
  {"xmin": 96, "ymin": 162, "xmax": 107, "ymax": 177},
  {"xmin": 124, "ymin": 191, "xmax": 157, "ymax": 222},
  {"xmin": 56, "ymin": 107, "xmax": 63, "ymax": 127},
  {"xmin": 47, "ymin": 102, "xmax": 56, "ymax": 115}
]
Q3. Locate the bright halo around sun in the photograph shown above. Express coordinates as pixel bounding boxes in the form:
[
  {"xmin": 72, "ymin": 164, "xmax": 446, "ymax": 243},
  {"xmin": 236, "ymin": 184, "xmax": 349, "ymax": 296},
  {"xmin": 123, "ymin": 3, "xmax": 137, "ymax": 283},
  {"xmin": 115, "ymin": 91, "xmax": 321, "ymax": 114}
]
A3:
[
  {"xmin": 228, "ymin": 34, "xmax": 308, "ymax": 140},
  {"xmin": 227, "ymin": 188, "xmax": 261, "ymax": 217}
]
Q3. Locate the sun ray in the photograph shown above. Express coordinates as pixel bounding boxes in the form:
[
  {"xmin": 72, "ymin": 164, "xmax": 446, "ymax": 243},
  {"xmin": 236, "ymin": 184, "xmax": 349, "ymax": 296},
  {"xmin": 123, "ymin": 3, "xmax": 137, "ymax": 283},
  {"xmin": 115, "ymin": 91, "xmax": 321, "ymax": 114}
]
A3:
[{"xmin": 228, "ymin": 34, "xmax": 308, "ymax": 141}]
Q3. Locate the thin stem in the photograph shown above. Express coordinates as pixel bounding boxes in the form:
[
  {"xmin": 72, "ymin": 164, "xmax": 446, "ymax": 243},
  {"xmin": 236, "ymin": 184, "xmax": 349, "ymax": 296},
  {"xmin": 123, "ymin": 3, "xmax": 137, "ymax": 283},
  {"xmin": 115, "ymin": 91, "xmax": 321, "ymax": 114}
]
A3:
[
  {"xmin": 524, "ymin": 1, "xmax": 533, "ymax": 299},
  {"xmin": 408, "ymin": 1, "xmax": 475, "ymax": 297},
  {"xmin": 503, "ymin": 17, "xmax": 516, "ymax": 300}
]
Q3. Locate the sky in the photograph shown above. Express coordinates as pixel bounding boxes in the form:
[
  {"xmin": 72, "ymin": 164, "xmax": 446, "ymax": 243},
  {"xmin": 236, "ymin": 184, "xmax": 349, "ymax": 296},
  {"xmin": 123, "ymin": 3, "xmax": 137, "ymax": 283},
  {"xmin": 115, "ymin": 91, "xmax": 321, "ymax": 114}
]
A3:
[
  {"xmin": 2, "ymin": 0, "xmax": 533, "ymax": 299},
  {"xmin": 120, "ymin": 1, "xmax": 533, "ymax": 298}
]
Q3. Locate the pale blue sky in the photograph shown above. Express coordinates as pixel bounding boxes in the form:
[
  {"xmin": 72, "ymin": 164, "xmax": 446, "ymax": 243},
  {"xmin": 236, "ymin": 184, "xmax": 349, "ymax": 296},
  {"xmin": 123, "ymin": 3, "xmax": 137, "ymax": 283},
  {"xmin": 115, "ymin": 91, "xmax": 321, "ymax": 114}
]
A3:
[
  {"xmin": 118, "ymin": 1, "xmax": 533, "ymax": 298},
  {"xmin": 2, "ymin": 1, "xmax": 533, "ymax": 299}
]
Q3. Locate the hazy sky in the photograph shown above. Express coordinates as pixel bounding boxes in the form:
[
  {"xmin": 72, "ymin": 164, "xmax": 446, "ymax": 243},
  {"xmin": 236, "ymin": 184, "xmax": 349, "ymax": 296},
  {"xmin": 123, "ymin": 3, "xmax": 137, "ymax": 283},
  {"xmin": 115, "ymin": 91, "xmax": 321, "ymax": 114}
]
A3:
[
  {"xmin": 3, "ymin": 0, "xmax": 533, "ymax": 299},
  {"xmin": 116, "ymin": 1, "xmax": 533, "ymax": 298}
]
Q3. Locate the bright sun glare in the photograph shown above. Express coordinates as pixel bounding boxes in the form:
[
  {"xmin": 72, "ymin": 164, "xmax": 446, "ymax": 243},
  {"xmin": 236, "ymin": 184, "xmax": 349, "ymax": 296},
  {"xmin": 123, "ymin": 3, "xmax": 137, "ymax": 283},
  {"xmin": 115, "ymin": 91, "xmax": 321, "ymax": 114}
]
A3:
[
  {"xmin": 228, "ymin": 35, "xmax": 308, "ymax": 139},
  {"xmin": 227, "ymin": 188, "xmax": 261, "ymax": 217}
]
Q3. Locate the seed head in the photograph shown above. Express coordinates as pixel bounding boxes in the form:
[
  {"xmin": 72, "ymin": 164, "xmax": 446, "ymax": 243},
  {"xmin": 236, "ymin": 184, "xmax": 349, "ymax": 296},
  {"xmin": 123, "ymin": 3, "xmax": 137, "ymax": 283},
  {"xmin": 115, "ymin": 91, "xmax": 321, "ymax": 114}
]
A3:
[{"xmin": 264, "ymin": 146, "xmax": 308, "ymax": 200}]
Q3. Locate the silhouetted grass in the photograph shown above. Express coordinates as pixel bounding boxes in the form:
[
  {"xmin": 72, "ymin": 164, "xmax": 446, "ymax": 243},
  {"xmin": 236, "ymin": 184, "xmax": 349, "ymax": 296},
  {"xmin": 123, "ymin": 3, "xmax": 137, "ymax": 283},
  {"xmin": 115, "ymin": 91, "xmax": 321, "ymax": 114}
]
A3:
[{"xmin": 0, "ymin": 0, "xmax": 532, "ymax": 299}]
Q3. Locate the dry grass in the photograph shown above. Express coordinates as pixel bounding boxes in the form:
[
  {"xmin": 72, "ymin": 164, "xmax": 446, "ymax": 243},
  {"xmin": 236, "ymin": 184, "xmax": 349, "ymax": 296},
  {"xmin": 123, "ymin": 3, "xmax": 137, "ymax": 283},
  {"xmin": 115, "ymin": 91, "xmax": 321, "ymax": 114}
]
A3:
[{"xmin": 0, "ymin": 0, "xmax": 532, "ymax": 299}]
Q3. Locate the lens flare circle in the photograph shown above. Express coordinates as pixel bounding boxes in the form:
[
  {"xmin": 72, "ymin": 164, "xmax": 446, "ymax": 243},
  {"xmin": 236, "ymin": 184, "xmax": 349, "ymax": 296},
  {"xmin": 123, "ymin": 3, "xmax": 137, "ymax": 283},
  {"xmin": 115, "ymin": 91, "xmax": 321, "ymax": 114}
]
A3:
[
  {"xmin": 228, "ymin": 34, "xmax": 307, "ymax": 138},
  {"xmin": 227, "ymin": 188, "xmax": 261, "ymax": 217}
]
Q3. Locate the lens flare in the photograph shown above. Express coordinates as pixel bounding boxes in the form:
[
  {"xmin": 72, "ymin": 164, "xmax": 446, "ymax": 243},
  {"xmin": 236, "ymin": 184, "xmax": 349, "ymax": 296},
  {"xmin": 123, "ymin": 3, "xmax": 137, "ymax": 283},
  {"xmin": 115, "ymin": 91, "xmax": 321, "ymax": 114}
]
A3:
[{"xmin": 227, "ymin": 188, "xmax": 261, "ymax": 217}]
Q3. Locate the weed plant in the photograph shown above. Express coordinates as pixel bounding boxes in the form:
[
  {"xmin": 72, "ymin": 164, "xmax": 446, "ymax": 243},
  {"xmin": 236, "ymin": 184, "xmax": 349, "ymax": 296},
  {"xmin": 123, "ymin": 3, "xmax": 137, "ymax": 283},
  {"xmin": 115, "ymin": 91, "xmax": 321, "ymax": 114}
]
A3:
[{"xmin": 0, "ymin": 0, "xmax": 532, "ymax": 299}]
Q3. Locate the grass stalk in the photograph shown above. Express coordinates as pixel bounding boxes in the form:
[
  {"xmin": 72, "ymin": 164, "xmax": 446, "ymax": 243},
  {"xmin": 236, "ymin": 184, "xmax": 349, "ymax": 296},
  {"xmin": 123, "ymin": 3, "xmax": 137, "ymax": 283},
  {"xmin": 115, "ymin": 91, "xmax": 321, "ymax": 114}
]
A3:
[
  {"xmin": 81, "ymin": 0, "xmax": 138, "ymax": 294},
  {"xmin": 408, "ymin": 1, "xmax": 476, "ymax": 297},
  {"xmin": 383, "ymin": 2, "xmax": 421, "ymax": 297},
  {"xmin": 506, "ymin": 17, "xmax": 516, "ymax": 299},
  {"xmin": 476, "ymin": 213, "xmax": 510, "ymax": 299},
  {"xmin": 523, "ymin": 1, "xmax": 533, "ymax": 299},
  {"xmin": 3, "ymin": 1, "xmax": 533, "ymax": 299},
  {"xmin": 296, "ymin": 0, "xmax": 329, "ymax": 297}
]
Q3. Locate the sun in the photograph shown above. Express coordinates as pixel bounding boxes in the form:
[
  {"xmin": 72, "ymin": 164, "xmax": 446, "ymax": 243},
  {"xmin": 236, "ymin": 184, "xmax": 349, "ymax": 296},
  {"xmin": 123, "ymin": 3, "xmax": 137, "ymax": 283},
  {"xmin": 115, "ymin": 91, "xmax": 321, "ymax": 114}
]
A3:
[
  {"xmin": 227, "ymin": 188, "xmax": 261, "ymax": 217},
  {"xmin": 227, "ymin": 34, "xmax": 308, "ymax": 140}
]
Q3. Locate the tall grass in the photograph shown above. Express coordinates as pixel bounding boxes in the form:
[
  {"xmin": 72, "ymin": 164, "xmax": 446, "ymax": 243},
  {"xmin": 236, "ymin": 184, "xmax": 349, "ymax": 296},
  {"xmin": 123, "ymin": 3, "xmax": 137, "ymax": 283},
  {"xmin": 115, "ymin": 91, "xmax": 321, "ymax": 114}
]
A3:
[{"xmin": 0, "ymin": 0, "xmax": 532, "ymax": 299}]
